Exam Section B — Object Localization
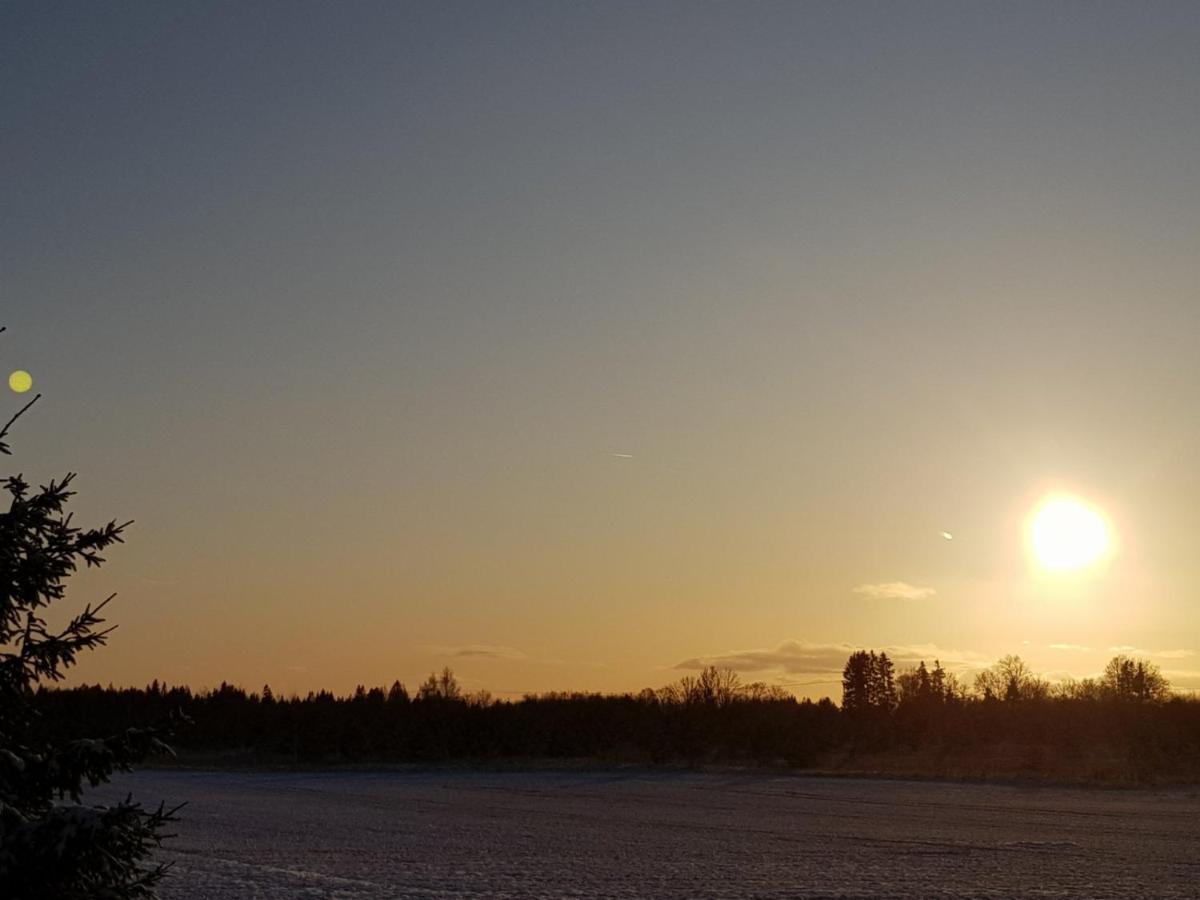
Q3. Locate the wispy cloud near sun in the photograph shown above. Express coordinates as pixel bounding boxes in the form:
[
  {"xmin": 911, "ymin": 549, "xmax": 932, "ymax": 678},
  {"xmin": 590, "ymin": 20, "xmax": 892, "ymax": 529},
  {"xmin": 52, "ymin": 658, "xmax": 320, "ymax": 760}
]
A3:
[
  {"xmin": 674, "ymin": 640, "xmax": 984, "ymax": 680},
  {"xmin": 428, "ymin": 645, "xmax": 528, "ymax": 661},
  {"xmin": 853, "ymin": 582, "xmax": 936, "ymax": 601},
  {"xmin": 1108, "ymin": 646, "xmax": 1195, "ymax": 660}
]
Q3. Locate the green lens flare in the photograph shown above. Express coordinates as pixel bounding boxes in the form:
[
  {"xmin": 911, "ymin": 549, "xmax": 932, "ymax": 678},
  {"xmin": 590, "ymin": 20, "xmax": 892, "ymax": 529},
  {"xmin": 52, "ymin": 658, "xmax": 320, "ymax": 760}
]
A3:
[{"xmin": 8, "ymin": 370, "xmax": 33, "ymax": 393}]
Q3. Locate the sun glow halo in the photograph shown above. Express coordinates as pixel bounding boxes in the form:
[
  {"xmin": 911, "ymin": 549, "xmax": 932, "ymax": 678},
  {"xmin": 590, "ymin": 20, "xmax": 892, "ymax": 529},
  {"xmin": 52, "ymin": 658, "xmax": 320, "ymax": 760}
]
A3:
[{"xmin": 1028, "ymin": 495, "xmax": 1111, "ymax": 572}]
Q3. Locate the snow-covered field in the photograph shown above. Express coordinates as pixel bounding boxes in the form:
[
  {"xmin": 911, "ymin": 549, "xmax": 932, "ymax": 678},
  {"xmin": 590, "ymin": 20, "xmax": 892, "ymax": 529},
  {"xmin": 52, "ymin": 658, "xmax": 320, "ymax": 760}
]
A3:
[{"xmin": 96, "ymin": 770, "xmax": 1200, "ymax": 898}]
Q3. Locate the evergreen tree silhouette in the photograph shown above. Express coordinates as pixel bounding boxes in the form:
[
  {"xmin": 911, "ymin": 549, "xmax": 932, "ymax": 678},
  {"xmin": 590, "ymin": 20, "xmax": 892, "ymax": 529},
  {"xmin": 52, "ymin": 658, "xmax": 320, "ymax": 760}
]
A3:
[{"xmin": 0, "ymin": 335, "xmax": 181, "ymax": 899}]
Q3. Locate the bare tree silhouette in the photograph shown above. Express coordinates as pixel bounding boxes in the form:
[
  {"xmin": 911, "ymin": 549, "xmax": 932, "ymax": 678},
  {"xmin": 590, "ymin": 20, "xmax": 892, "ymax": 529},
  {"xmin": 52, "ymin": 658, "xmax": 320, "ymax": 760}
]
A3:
[
  {"xmin": 974, "ymin": 655, "xmax": 1049, "ymax": 702},
  {"xmin": 1102, "ymin": 655, "xmax": 1170, "ymax": 702}
]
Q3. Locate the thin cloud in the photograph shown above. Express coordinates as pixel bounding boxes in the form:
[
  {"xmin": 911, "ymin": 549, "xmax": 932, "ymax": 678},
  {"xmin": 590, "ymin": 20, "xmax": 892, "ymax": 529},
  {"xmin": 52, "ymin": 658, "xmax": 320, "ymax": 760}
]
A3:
[
  {"xmin": 430, "ymin": 644, "xmax": 528, "ymax": 661},
  {"xmin": 674, "ymin": 640, "xmax": 984, "ymax": 677},
  {"xmin": 671, "ymin": 642, "xmax": 1200, "ymax": 695},
  {"xmin": 1107, "ymin": 646, "xmax": 1195, "ymax": 660},
  {"xmin": 853, "ymin": 582, "xmax": 936, "ymax": 601},
  {"xmin": 1163, "ymin": 670, "xmax": 1200, "ymax": 690}
]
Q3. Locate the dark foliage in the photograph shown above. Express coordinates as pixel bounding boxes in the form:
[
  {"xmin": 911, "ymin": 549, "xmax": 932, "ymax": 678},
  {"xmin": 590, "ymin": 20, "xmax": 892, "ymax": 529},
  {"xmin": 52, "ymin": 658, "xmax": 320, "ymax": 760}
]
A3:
[
  {"xmin": 31, "ymin": 655, "xmax": 1200, "ymax": 784},
  {"xmin": 35, "ymin": 668, "xmax": 841, "ymax": 770}
]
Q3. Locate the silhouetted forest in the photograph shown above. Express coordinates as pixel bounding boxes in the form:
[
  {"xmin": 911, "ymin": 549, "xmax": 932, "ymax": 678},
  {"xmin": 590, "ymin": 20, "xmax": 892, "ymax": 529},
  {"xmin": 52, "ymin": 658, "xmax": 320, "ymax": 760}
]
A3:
[{"xmin": 34, "ymin": 653, "xmax": 1200, "ymax": 784}]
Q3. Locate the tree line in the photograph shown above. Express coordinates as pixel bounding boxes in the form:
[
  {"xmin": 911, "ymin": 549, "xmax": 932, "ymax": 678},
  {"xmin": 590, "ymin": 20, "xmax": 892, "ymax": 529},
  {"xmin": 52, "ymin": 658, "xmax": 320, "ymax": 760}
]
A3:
[
  {"xmin": 32, "ymin": 652, "xmax": 1200, "ymax": 781},
  {"xmin": 841, "ymin": 651, "xmax": 1172, "ymax": 712}
]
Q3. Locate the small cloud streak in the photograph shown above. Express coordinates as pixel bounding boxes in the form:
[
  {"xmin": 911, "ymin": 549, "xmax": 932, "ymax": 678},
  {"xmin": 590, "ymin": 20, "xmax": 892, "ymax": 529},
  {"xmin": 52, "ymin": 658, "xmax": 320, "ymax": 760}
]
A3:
[
  {"xmin": 430, "ymin": 644, "xmax": 528, "ymax": 661},
  {"xmin": 674, "ymin": 640, "xmax": 984, "ymax": 677},
  {"xmin": 1108, "ymin": 646, "xmax": 1195, "ymax": 660},
  {"xmin": 1163, "ymin": 670, "xmax": 1200, "ymax": 690},
  {"xmin": 672, "ymin": 642, "xmax": 1200, "ymax": 695},
  {"xmin": 853, "ymin": 581, "xmax": 936, "ymax": 601}
]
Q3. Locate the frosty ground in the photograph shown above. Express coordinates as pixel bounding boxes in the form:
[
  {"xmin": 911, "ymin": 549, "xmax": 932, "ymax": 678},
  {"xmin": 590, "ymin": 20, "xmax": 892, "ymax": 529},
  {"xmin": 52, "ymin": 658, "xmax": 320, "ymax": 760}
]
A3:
[{"xmin": 96, "ymin": 770, "xmax": 1200, "ymax": 898}]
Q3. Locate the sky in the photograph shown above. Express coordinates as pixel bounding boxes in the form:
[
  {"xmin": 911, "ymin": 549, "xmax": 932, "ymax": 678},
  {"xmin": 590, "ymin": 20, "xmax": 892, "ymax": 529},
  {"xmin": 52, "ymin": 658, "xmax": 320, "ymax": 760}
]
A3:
[{"xmin": 3, "ymin": 2, "xmax": 1199, "ymax": 699}]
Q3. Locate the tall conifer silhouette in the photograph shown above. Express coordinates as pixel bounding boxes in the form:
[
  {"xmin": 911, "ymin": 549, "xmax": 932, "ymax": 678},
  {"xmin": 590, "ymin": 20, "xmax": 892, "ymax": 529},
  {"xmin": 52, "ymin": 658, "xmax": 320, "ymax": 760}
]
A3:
[{"xmin": 0, "ymin": 327, "xmax": 180, "ymax": 898}]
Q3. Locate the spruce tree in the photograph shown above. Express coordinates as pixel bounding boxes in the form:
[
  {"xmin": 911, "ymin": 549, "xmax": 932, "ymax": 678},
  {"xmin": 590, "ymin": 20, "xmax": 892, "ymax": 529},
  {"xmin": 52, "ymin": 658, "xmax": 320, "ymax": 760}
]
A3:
[
  {"xmin": 841, "ymin": 650, "xmax": 873, "ymax": 714},
  {"xmin": 0, "ymin": 331, "xmax": 180, "ymax": 899}
]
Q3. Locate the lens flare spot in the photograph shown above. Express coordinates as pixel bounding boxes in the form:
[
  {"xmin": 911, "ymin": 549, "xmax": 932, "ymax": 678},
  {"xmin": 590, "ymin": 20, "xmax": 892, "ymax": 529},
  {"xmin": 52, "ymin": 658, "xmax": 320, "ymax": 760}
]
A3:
[{"xmin": 8, "ymin": 370, "xmax": 32, "ymax": 394}]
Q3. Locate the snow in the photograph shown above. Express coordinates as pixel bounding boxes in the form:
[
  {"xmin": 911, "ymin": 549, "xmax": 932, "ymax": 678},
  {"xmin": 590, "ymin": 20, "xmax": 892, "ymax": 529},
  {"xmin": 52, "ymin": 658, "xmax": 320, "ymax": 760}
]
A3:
[{"xmin": 90, "ymin": 770, "xmax": 1200, "ymax": 898}]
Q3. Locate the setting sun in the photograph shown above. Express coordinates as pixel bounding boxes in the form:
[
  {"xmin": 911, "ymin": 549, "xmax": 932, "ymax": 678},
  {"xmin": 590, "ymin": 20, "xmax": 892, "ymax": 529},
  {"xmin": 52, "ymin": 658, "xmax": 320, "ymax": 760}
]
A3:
[{"xmin": 1029, "ymin": 495, "xmax": 1112, "ymax": 572}]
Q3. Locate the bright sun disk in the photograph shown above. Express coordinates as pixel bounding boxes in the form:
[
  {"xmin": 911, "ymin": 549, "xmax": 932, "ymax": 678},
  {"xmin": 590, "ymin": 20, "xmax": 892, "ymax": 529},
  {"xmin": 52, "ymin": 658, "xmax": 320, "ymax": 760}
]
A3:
[{"xmin": 1029, "ymin": 495, "xmax": 1111, "ymax": 572}]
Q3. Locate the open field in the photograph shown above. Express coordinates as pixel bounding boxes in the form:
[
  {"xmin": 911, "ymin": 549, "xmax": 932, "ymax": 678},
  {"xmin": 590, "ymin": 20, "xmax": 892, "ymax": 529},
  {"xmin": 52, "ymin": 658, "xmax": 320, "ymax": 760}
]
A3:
[{"xmin": 94, "ymin": 770, "xmax": 1200, "ymax": 898}]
